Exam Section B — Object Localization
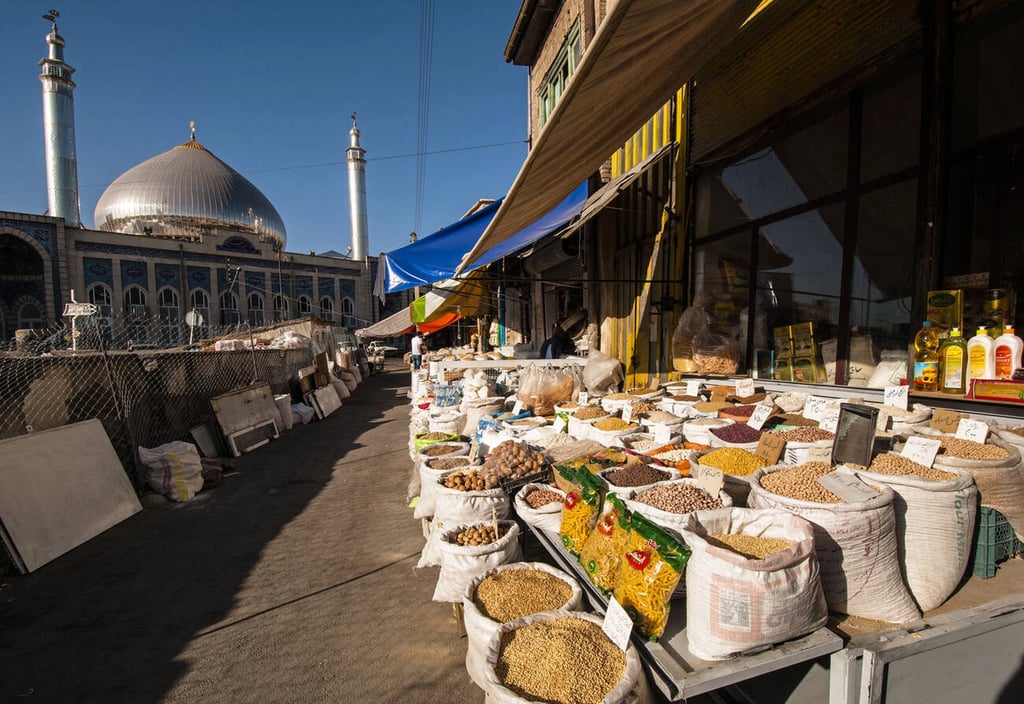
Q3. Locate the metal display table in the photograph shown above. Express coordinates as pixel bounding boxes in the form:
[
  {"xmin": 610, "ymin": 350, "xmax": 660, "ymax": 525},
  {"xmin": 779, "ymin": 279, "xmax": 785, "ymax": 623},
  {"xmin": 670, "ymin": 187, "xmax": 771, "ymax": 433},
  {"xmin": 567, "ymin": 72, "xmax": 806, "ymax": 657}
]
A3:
[{"xmin": 527, "ymin": 524, "xmax": 844, "ymax": 701}]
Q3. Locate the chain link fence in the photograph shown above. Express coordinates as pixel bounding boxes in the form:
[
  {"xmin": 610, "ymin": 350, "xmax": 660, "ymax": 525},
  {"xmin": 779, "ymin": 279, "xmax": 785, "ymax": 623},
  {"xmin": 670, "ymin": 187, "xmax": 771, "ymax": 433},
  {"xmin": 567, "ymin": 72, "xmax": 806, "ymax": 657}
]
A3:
[{"xmin": 0, "ymin": 315, "xmax": 353, "ymax": 489}]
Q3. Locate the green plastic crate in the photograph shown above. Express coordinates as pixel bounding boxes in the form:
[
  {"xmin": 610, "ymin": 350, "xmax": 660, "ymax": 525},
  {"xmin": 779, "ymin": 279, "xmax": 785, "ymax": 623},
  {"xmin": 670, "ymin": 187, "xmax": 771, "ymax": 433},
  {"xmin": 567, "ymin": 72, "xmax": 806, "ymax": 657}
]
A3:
[{"xmin": 972, "ymin": 506, "xmax": 1023, "ymax": 579}]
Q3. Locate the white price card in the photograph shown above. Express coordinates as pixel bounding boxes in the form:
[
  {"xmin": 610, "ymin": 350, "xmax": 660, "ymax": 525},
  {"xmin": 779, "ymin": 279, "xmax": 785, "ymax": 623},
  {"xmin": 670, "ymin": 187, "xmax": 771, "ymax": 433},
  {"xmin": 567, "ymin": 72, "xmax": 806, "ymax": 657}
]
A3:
[
  {"xmin": 512, "ymin": 399, "xmax": 524, "ymax": 416},
  {"xmin": 603, "ymin": 596, "xmax": 634, "ymax": 652},
  {"xmin": 654, "ymin": 424, "xmax": 672, "ymax": 445},
  {"xmin": 901, "ymin": 436, "xmax": 942, "ymax": 467},
  {"xmin": 747, "ymin": 403, "xmax": 774, "ymax": 431},
  {"xmin": 686, "ymin": 380, "xmax": 701, "ymax": 397},
  {"xmin": 955, "ymin": 418, "xmax": 990, "ymax": 444},
  {"xmin": 622, "ymin": 405, "xmax": 633, "ymax": 423},
  {"xmin": 817, "ymin": 471, "xmax": 879, "ymax": 504},
  {"xmin": 803, "ymin": 396, "xmax": 828, "ymax": 421},
  {"xmin": 578, "ymin": 391, "xmax": 589, "ymax": 405},
  {"xmin": 819, "ymin": 408, "xmax": 841, "ymax": 433},
  {"xmin": 695, "ymin": 464, "xmax": 724, "ymax": 497},
  {"xmin": 735, "ymin": 378, "xmax": 756, "ymax": 398},
  {"xmin": 553, "ymin": 416, "xmax": 567, "ymax": 434},
  {"xmin": 884, "ymin": 385, "xmax": 909, "ymax": 411}
]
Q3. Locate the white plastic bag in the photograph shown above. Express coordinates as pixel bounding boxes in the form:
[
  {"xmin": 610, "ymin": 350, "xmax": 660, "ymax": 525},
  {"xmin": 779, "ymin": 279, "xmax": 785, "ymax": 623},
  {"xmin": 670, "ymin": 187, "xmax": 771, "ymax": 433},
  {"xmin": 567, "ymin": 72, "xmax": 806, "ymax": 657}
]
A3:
[
  {"xmin": 432, "ymin": 520, "xmax": 522, "ymax": 603},
  {"xmin": 749, "ymin": 466, "xmax": 920, "ymax": 623},
  {"xmin": 680, "ymin": 507, "xmax": 828, "ymax": 660},
  {"xmin": 582, "ymin": 349, "xmax": 624, "ymax": 395},
  {"xmin": 851, "ymin": 464, "xmax": 977, "ymax": 611},
  {"xmin": 463, "ymin": 562, "xmax": 583, "ymax": 687},
  {"xmin": 291, "ymin": 402, "xmax": 315, "ymax": 424},
  {"xmin": 138, "ymin": 441, "xmax": 204, "ymax": 502}
]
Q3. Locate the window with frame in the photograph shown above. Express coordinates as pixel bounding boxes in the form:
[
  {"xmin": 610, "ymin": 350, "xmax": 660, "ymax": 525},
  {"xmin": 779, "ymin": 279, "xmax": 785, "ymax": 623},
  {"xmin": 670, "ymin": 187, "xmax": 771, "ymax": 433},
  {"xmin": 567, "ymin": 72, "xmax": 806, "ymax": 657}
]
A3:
[
  {"xmin": 158, "ymin": 287, "xmax": 181, "ymax": 345},
  {"xmin": 247, "ymin": 293, "xmax": 265, "ymax": 326},
  {"xmin": 297, "ymin": 295, "xmax": 312, "ymax": 316},
  {"xmin": 341, "ymin": 297, "xmax": 355, "ymax": 328},
  {"xmin": 537, "ymin": 20, "xmax": 582, "ymax": 128},
  {"xmin": 320, "ymin": 296, "xmax": 335, "ymax": 322},
  {"xmin": 220, "ymin": 291, "xmax": 241, "ymax": 326},
  {"xmin": 273, "ymin": 294, "xmax": 289, "ymax": 322},
  {"xmin": 189, "ymin": 289, "xmax": 211, "ymax": 339}
]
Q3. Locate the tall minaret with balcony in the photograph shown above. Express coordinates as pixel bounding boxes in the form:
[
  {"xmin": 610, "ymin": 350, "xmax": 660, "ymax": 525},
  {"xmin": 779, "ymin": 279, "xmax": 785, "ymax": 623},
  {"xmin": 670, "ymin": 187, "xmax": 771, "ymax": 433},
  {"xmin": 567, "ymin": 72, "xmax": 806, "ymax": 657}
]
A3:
[
  {"xmin": 39, "ymin": 9, "xmax": 81, "ymax": 227},
  {"xmin": 346, "ymin": 113, "xmax": 370, "ymax": 261}
]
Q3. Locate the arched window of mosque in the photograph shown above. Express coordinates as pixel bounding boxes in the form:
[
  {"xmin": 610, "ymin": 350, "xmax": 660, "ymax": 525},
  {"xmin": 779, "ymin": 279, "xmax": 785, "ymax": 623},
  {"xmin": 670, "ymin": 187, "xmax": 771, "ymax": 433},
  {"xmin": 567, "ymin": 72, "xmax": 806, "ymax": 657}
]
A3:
[
  {"xmin": 88, "ymin": 283, "xmax": 113, "ymax": 318},
  {"xmin": 297, "ymin": 296, "xmax": 312, "ymax": 316},
  {"xmin": 123, "ymin": 286, "xmax": 148, "ymax": 319},
  {"xmin": 158, "ymin": 288, "xmax": 181, "ymax": 345},
  {"xmin": 189, "ymin": 289, "xmax": 211, "ymax": 339},
  {"xmin": 17, "ymin": 301, "xmax": 44, "ymax": 330},
  {"xmin": 273, "ymin": 294, "xmax": 289, "ymax": 322},
  {"xmin": 341, "ymin": 297, "xmax": 355, "ymax": 328},
  {"xmin": 220, "ymin": 291, "xmax": 240, "ymax": 326},
  {"xmin": 247, "ymin": 292, "xmax": 265, "ymax": 326},
  {"xmin": 320, "ymin": 297, "xmax": 334, "ymax": 322}
]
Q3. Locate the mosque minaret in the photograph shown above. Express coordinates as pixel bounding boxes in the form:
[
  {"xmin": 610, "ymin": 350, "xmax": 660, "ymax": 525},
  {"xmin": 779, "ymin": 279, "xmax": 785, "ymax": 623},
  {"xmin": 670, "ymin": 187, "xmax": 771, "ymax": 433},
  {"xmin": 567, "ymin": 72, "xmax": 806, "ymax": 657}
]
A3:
[
  {"xmin": 39, "ymin": 9, "xmax": 81, "ymax": 227},
  {"xmin": 345, "ymin": 113, "xmax": 370, "ymax": 261}
]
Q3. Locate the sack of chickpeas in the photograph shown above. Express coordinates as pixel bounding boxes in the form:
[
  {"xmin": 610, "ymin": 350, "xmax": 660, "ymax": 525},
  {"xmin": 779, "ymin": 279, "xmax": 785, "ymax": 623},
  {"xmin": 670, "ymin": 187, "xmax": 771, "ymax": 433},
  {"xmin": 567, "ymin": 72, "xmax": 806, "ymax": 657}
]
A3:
[
  {"xmin": 749, "ymin": 463, "xmax": 920, "ymax": 623},
  {"xmin": 851, "ymin": 454, "xmax": 977, "ymax": 611},
  {"xmin": 622, "ymin": 479, "xmax": 733, "ymax": 541},
  {"xmin": 417, "ymin": 469, "xmax": 511, "ymax": 569},
  {"xmin": 481, "ymin": 610, "xmax": 652, "ymax": 704},
  {"xmin": 432, "ymin": 520, "xmax": 522, "ymax": 603},
  {"xmin": 463, "ymin": 562, "xmax": 583, "ymax": 689},
  {"xmin": 680, "ymin": 507, "xmax": 828, "ymax": 660},
  {"xmin": 928, "ymin": 437, "xmax": 1024, "ymax": 542},
  {"xmin": 513, "ymin": 482, "xmax": 566, "ymax": 534}
]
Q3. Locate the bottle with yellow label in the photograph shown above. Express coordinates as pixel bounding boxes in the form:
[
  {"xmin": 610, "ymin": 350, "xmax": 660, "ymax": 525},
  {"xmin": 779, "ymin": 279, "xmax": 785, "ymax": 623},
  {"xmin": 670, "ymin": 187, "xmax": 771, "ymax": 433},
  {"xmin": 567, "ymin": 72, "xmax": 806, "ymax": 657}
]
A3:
[
  {"xmin": 939, "ymin": 327, "xmax": 968, "ymax": 394},
  {"xmin": 967, "ymin": 327, "xmax": 995, "ymax": 383}
]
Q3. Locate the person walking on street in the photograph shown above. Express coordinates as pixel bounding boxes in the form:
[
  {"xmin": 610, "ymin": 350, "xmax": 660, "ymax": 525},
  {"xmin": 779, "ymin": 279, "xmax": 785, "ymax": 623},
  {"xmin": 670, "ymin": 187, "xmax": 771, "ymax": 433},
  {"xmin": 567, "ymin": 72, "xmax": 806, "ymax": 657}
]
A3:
[{"xmin": 410, "ymin": 329, "xmax": 424, "ymax": 370}]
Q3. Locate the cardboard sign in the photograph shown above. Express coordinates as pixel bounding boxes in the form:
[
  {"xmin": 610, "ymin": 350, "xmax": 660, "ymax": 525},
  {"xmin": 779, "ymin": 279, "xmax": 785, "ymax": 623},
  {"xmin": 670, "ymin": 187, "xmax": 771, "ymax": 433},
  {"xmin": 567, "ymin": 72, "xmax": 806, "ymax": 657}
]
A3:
[
  {"xmin": 553, "ymin": 417, "xmax": 567, "ymax": 434},
  {"xmin": 817, "ymin": 471, "xmax": 878, "ymax": 504},
  {"xmin": 735, "ymin": 378, "xmax": 756, "ymax": 398},
  {"xmin": 603, "ymin": 596, "xmax": 634, "ymax": 652},
  {"xmin": 803, "ymin": 396, "xmax": 828, "ymax": 422},
  {"xmin": 875, "ymin": 407, "xmax": 892, "ymax": 433},
  {"xmin": 686, "ymin": 380, "xmax": 701, "ymax": 397},
  {"xmin": 819, "ymin": 408, "xmax": 841, "ymax": 433},
  {"xmin": 955, "ymin": 418, "xmax": 990, "ymax": 444},
  {"xmin": 883, "ymin": 385, "xmax": 909, "ymax": 411},
  {"xmin": 901, "ymin": 436, "xmax": 942, "ymax": 467},
  {"xmin": 755, "ymin": 433, "xmax": 786, "ymax": 465},
  {"xmin": 930, "ymin": 408, "xmax": 964, "ymax": 434},
  {"xmin": 747, "ymin": 404, "xmax": 774, "ymax": 431},
  {"xmin": 653, "ymin": 424, "xmax": 672, "ymax": 445},
  {"xmin": 694, "ymin": 465, "xmax": 724, "ymax": 497},
  {"xmin": 512, "ymin": 399, "xmax": 524, "ymax": 416},
  {"xmin": 648, "ymin": 375, "xmax": 661, "ymax": 390}
]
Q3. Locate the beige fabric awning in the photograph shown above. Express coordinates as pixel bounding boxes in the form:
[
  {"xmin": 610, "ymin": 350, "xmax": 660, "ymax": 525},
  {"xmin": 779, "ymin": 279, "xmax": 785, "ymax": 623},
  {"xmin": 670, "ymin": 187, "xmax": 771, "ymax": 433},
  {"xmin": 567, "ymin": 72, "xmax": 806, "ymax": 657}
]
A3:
[
  {"xmin": 456, "ymin": 0, "xmax": 759, "ymax": 274},
  {"xmin": 354, "ymin": 307, "xmax": 413, "ymax": 339}
]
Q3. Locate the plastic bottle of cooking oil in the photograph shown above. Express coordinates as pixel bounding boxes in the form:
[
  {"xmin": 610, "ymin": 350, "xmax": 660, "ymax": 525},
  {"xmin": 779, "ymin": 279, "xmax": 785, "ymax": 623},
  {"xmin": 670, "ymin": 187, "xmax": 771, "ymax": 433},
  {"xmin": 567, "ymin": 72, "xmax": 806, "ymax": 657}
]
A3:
[
  {"xmin": 993, "ymin": 325, "xmax": 1023, "ymax": 379},
  {"xmin": 913, "ymin": 321, "xmax": 940, "ymax": 392},
  {"xmin": 967, "ymin": 327, "xmax": 995, "ymax": 383},
  {"xmin": 939, "ymin": 327, "xmax": 968, "ymax": 394}
]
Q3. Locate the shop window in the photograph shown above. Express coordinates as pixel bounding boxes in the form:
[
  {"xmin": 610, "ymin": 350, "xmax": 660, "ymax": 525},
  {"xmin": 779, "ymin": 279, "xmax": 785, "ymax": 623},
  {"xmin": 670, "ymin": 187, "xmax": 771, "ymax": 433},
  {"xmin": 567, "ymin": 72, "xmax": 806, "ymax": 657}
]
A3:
[
  {"xmin": 247, "ymin": 293, "xmax": 265, "ymax": 326},
  {"xmin": 861, "ymin": 57, "xmax": 922, "ymax": 182},
  {"xmin": 537, "ymin": 20, "xmax": 582, "ymax": 128},
  {"xmin": 220, "ymin": 291, "xmax": 240, "ymax": 326}
]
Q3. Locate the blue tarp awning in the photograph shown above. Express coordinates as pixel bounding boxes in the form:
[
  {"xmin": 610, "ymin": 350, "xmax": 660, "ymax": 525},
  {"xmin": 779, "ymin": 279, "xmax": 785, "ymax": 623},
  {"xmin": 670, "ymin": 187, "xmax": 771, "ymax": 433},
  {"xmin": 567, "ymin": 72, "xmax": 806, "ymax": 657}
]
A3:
[{"xmin": 376, "ymin": 181, "xmax": 588, "ymax": 295}]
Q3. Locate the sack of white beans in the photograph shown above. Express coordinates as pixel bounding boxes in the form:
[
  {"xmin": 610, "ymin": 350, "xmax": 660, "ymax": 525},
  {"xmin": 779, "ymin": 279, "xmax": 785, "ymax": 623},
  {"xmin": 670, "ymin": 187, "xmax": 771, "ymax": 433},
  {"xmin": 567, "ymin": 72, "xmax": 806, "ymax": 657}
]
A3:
[
  {"xmin": 432, "ymin": 521, "xmax": 522, "ymax": 603},
  {"xmin": 680, "ymin": 507, "xmax": 828, "ymax": 660},
  {"xmin": 851, "ymin": 457, "xmax": 977, "ymax": 611},
  {"xmin": 749, "ymin": 464, "xmax": 920, "ymax": 623},
  {"xmin": 463, "ymin": 562, "xmax": 583, "ymax": 689}
]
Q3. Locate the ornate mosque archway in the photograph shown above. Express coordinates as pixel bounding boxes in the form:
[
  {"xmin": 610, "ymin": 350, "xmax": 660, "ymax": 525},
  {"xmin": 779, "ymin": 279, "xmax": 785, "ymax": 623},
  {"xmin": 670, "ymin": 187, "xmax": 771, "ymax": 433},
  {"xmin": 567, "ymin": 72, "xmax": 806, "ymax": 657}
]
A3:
[{"xmin": 0, "ymin": 229, "xmax": 54, "ymax": 340}]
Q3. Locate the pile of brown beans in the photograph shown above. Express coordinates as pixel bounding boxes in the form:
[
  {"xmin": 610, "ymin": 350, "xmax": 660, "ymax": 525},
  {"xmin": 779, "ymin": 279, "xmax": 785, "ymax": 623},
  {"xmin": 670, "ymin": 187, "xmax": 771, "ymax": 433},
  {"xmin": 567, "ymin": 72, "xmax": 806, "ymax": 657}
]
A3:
[
  {"xmin": 572, "ymin": 405, "xmax": 607, "ymax": 420},
  {"xmin": 759, "ymin": 462, "xmax": 851, "ymax": 503},
  {"xmin": 473, "ymin": 569, "xmax": 572, "ymax": 622},
  {"xmin": 420, "ymin": 431, "xmax": 455, "ymax": 441},
  {"xmin": 939, "ymin": 437, "xmax": 1010, "ymax": 460},
  {"xmin": 698, "ymin": 447, "xmax": 769, "ymax": 476},
  {"xmin": 422, "ymin": 443, "xmax": 464, "ymax": 457},
  {"xmin": 721, "ymin": 404, "xmax": 758, "ymax": 418},
  {"xmin": 451, "ymin": 523, "xmax": 505, "ymax": 546},
  {"xmin": 524, "ymin": 488, "xmax": 563, "ymax": 509},
  {"xmin": 604, "ymin": 464, "xmax": 671, "ymax": 487},
  {"xmin": 593, "ymin": 417, "xmax": 640, "ymax": 432},
  {"xmin": 771, "ymin": 427, "xmax": 835, "ymax": 443},
  {"xmin": 632, "ymin": 483, "xmax": 723, "ymax": 513},
  {"xmin": 427, "ymin": 456, "xmax": 471, "ymax": 470},
  {"xmin": 868, "ymin": 452, "xmax": 958, "ymax": 481},
  {"xmin": 443, "ymin": 470, "xmax": 486, "ymax": 492},
  {"xmin": 480, "ymin": 440, "xmax": 548, "ymax": 488},
  {"xmin": 496, "ymin": 617, "xmax": 625, "ymax": 704},
  {"xmin": 708, "ymin": 533, "xmax": 793, "ymax": 559},
  {"xmin": 710, "ymin": 423, "xmax": 764, "ymax": 444}
]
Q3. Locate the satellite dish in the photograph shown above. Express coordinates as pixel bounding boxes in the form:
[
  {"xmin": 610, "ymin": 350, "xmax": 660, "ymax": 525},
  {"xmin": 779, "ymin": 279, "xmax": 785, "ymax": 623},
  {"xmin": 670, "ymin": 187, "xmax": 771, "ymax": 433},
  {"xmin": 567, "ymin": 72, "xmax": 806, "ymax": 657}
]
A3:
[{"xmin": 185, "ymin": 310, "xmax": 205, "ymax": 327}]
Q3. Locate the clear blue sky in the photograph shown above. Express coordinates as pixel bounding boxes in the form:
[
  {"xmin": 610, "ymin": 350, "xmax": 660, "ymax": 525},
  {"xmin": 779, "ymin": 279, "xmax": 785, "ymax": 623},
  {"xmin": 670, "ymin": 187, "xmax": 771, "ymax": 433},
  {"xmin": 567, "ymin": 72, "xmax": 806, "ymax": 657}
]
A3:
[{"xmin": 0, "ymin": 1, "xmax": 528, "ymax": 256}]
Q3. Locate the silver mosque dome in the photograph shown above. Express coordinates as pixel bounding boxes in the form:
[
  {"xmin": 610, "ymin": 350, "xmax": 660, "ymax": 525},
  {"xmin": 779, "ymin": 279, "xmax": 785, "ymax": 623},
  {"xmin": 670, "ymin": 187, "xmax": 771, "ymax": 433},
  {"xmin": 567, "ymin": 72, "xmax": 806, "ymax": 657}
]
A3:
[{"xmin": 93, "ymin": 135, "xmax": 287, "ymax": 248}]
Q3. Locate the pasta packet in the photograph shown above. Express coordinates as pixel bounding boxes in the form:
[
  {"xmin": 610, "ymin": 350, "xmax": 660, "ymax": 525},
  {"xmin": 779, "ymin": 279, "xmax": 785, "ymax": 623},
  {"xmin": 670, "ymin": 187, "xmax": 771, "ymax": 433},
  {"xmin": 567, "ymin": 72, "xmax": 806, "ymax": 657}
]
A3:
[
  {"xmin": 557, "ymin": 463, "xmax": 606, "ymax": 555},
  {"xmin": 613, "ymin": 512, "xmax": 690, "ymax": 640},
  {"xmin": 579, "ymin": 493, "xmax": 631, "ymax": 594}
]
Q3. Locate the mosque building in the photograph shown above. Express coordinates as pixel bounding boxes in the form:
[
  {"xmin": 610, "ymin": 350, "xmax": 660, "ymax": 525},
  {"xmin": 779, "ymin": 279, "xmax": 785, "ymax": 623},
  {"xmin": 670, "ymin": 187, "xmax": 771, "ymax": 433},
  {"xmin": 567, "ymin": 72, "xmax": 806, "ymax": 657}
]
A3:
[{"xmin": 0, "ymin": 12, "xmax": 382, "ymax": 346}]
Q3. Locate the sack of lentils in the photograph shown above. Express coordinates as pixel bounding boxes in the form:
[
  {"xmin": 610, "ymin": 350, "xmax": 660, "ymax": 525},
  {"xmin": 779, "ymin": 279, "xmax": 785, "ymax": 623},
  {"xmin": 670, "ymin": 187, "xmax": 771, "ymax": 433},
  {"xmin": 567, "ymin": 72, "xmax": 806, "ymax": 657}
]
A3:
[
  {"xmin": 481, "ymin": 610, "xmax": 650, "ymax": 704},
  {"xmin": 928, "ymin": 437, "xmax": 1024, "ymax": 542},
  {"xmin": 680, "ymin": 507, "xmax": 828, "ymax": 660},
  {"xmin": 749, "ymin": 463, "xmax": 920, "ymax": 623},
  {"xmin": 464, "ymin": 562, "xmax": 583, "ymax": 688},
  {"xmin": 433, "ymin": 520, "xmax": 522, "ymax": 603},
  {"xmin": 851, "ymin": 454, "xmax": 977, "ymax": 611},
  {"xmin": 513, "ymin": 482, "xmax": 566, "ymax": 534}
]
